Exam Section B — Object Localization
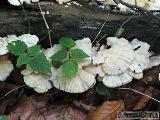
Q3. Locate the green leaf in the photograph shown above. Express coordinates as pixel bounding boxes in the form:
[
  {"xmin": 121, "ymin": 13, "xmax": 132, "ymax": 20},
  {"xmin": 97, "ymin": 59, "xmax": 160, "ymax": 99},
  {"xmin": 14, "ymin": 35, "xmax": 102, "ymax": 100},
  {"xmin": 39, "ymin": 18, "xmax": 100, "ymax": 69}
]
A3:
[
  {"xmin": 59, "ymin": 37, "xmax": 76, "ymax": 48},
  {"xmin": 0, "ymin": 115, "xmax": 7, "ymax": 120},
  {"xmin": 16, "ymin": 53, "xmax": 31, "ymax": 68},
  {"xmin": 28, "ymin": 52, "xmax": 51, "ymax": 74},
  {"xmin": 62, "ymin": 60, "xmax": 78, "ymax": 78},
  {"xmin": 28, "ymin": 45, "xmax": 41, "ymax": 56},
  {"xmin": 51, "ymin": 50, "xmax": 67, "ymax": 61},
  {"xmin": 71, "ymin": 48, "xmax": 89, "ymax": 60},
  {"xmin": 96, "ymin": 83, "xmax": 110, "ymax": 96},
  {"xmin": 7, "ymin": 40, "xmax": 27, "ymax": 56}
]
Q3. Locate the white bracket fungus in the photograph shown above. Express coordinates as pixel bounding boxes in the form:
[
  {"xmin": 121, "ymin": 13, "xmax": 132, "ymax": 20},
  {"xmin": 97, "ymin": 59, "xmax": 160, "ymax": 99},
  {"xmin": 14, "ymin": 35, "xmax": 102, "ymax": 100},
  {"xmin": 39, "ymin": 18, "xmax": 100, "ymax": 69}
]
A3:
[
  {"xmin": 8, "ymin": 0, "xmax": 39, "ymax": 6},
  {"xmin": 49, "ymin": 38, "xmax": 96, "ymax": 93},
  {"xmin": 0, "ymin": 37, "xmax": 15, "ymax": 81},
  {"xmin": 5, "ymin": 34, "xmax": 39, "ymax": 48},
  {"xmin": 0, "ymin": 56, "xmax": 14, "ymax": 81},
  {"xmin": 97, "ymin": 0, "xmax": 160, "ymax": 12},
  {"xmin": 22, "ymin": 66, "xmax": 53, "ymax": 93},
  {"xmin": 56, "ymin": 0, "xmax": 72, "ymax": 4},
  {"xmin": 51, "ymin": 68, "xmax": 96, "ymax": 93},
  {"xmin": 86, "ymin": 37, "xmax": 152, "ymax": 88}
]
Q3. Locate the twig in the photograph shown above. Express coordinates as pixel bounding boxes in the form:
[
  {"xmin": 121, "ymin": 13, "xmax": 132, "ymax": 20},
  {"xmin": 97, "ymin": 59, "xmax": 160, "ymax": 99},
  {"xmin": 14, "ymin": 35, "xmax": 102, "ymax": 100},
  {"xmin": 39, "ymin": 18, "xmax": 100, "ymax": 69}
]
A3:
[
  {"xmin": 119, "ymin": 87, "xmax": 160, "ymax": 103},
  {"xmin": 97, "ymin": 34, "xmax": 106, "ymax": 43},
  {"xmin": 38, "ymin": 2, "xmax": 52, "ymax": 47},
  {"xmin": 92, "ymin": 13, "xmax": 110, "ymax": 44},
  {"xmin": 0, "ymin": 85, "xmax": 25, "ymax": 100}
]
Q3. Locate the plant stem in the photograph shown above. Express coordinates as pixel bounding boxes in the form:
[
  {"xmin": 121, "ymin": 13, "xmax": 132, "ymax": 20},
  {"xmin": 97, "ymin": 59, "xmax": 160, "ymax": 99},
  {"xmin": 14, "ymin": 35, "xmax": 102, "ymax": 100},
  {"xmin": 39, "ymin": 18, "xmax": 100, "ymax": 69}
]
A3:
[
  {"xmin": 92, "ymin": 13, "xmax": 110, "ymax": 44},
  {"xmin": 38, "ymin": 2, "xmax": 52, "ymax": 47},
  {"xmin": 114, "ymin": 13, "xmax": 135, "ymax": 37},
  {"xmin": 18, "ymin": 0, "xmax": 30, "ymax": 33}
]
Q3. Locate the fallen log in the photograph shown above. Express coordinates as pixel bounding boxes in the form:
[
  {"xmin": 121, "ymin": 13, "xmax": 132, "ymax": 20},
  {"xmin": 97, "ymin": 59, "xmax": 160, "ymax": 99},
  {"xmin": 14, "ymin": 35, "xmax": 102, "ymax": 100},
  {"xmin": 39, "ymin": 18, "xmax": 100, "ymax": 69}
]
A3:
[{"xmin": 0, "ymin": 1, "xmax": 160, "ymax": 52}]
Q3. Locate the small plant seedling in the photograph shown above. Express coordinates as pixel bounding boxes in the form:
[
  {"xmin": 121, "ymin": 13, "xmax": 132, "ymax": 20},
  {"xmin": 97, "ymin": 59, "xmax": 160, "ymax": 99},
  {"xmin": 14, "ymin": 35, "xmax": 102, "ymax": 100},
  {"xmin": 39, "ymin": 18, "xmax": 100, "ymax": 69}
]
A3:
[
  {"xmin": 0, "ymin": 115, "xmax": 7, "ymax": 120},
  {"xmin": 96, "ymin": 82, "xmax": 110, "ymax": 96},
  {"xmin": 7, "ymin": 40, "xmax": 51, "ymax": 74},
  {"xmin": 51, "ymin": 37, "xmax": 89, "ymax": 79}
]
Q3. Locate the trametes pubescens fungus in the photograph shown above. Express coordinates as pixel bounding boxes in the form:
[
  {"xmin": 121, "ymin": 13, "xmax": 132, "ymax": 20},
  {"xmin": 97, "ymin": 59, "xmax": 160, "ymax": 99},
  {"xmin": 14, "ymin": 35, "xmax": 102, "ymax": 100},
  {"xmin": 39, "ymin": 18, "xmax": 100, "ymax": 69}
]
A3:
[
  {"xmin": 48, "ymin": 38, "xmax": 96, "ymax": 93},
  {"xmin": 2, "ymin": 33, "xmax": 160, "ymax": 93},
  {"xmin": 0, "ymin": 37, "xmax": 14, "ymax": 81},
  {"xmin": 8, "ymin": 0, "xmax": 39, "ymax": 6},
  {"xmin": 0, "ymin": 34, "xmax": 39, "ymax": 82},
  {"xmin": 21, "ymin": 66, "xmax": 53, "ymax": 93},
  {"xmin": 97, "ymin": 0, "xmax": 160, "ymax": 12},
  {"xmin": 56, "ymin": 0, "xmax": 72, "ymax": 4},
  {"xmin": 85, "ymin": 37, "xmax": 154, "ymax": 88}
]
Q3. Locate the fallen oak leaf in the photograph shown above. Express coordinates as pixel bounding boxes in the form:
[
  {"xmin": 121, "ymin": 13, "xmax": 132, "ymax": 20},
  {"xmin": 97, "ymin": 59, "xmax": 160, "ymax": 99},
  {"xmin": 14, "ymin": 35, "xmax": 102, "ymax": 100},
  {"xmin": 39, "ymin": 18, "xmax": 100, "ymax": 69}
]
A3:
[{"xmin": 86, "ymin": 100, "xmax": 124, "ymax": 120}]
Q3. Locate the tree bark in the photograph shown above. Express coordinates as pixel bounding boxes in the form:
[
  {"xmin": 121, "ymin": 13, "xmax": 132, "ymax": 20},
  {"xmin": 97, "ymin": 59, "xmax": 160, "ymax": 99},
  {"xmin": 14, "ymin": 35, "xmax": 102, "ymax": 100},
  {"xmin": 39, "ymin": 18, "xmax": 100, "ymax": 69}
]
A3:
[{"xmin": 0, "ymin": 1, "xmax": 160, "ymax": 52}]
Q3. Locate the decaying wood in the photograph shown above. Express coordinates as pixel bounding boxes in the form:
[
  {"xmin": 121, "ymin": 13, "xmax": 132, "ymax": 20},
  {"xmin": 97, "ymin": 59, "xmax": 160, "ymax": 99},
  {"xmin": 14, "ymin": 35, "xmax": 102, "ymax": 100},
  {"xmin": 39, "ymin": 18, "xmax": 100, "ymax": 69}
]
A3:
[{"xmin": 0, "ymin": 1, "xmax": 160, "ymax": 52}]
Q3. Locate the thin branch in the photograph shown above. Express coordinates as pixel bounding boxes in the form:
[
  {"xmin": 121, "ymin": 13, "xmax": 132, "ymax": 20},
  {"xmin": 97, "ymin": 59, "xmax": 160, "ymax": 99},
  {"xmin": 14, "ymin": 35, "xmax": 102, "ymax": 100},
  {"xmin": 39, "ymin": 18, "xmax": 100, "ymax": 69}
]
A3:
[
  {"xmin": 92, "ymin": 13, "xmax": 110, "ymax": 44},
  {"xmin": 38, "ymin": 2, "xmax": 52, "ymax": 47},
  {"xmin": 119, "ymin": 87, "xmax": 160, "ymax": 103},
  {"xmin": 0, "ymin": 85, "xmax": 25, "ymax": 100},
  {"xmin": 97, "ymin": 34, "xmax": 106, "ymax": 43}
]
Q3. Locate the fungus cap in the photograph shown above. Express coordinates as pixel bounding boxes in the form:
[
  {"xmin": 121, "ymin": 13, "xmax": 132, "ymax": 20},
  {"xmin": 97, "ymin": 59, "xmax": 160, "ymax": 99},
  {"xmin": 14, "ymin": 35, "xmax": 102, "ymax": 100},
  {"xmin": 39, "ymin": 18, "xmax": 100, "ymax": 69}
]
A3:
[
  {"xmin": 0, "ymin": 56, "xmax": 14, "ymax": 81},
  {"xmin": 74, "ymin": 38, "xmax": 92, "ymax": 68},
  {"xmin": 51, "ymin": 68, "xmax": 96, "ymax": 93},
  {"xmin": 24, "ymin": 73, "xmax": 52, "ymax": 93},
  {"xmin": 0, "ymin": 37, "xmax": 8, "ymax": 55},
  {"xmin": 130, "ymin": 39, "xmax": 151, "ymax": 70},
  {"xmin": 93, "ymin": 37, "xmax": 134, "ymax": 75},
  {"xmin": 18, "ymin": 34, "xmax": 39, "ymax": 47},
  {"xmin": 102, "ymin": 71, "xmax": 132, "ymax": 88},
  {"xmin": 8, "ymin": 0, "xmax": 39, "ymax": 6},
  {"xmin": 56, "ymin": 0, "xmax": 71, "ymax": 4}
]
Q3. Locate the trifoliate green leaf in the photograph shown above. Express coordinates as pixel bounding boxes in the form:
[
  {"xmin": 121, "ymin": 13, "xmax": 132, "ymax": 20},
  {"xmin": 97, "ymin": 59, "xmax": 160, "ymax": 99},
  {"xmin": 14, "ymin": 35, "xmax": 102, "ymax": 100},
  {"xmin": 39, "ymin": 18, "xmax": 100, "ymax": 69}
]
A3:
[
  {"xmin": 71, "ymin": 48, "xmax": 89, "ymax": 60},
  {"xmin": 28, "ymin": 52, "xmax": 51, "ymax": 74},
  {"xmin": 27, "ymin": 45, "xmax": 41, "ymax": 56},
  {"xmin": 16, "ymin": 53, "xmax": 31, "ymax": 68},
  {"xmin": 7, "ymin": 40, "xmax": 27, "ymax": 56},
  {"xmin": 59, "ymin": 37, "xmax": 76, "ymax": 48},
  {"xmin": 62, "ymin": 60, "xmax": 78, "ymax": 78},
  {"xmin": 96, "ymin": 83, "xmax": 110, "ymax": 96},
  {"xmin": 51, "ymin": 50, "xmax": 67, "ymax": 61},
  {"xmin": 0, "ymin": 115, "xmax": 7, "ymax": 120}
]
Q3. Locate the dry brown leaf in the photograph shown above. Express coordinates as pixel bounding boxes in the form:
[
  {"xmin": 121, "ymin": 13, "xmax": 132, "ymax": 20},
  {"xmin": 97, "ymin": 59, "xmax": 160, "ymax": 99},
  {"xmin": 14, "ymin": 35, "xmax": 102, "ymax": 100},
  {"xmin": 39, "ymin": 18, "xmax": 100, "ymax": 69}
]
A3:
[
  {"xmin": 132, "ymin": 86, "xmax": 154, "ymax": 110},
  {"xmin": 86, "ymin": 100, "xmax": 124, "ymax": 120},
  {"xmin": 8, "ymin": 94, "xmax": 87, "ymax": 120}
]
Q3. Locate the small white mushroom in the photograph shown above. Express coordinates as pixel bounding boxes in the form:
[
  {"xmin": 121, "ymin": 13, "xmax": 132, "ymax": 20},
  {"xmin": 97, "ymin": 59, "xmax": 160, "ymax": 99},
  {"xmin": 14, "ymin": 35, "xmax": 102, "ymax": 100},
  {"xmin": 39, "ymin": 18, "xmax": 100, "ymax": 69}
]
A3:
[
  {"xmin": 93, "ymin": 37, "xmax": 134, "ymax": 75},
  {"xmin": 8, "ymin": 0, "xmax": 39, "ymax": 6},
  {"xmin": 49, "ymin": 38, "xmax": 96, "ymax": 93},
  {"xmin": 103, "ymin": 70, "xmax": 132, "ymax": 88},
  {"xmin": 51, "ymin": 68, "xmax": 96, "ymax": 93},
  {"xmin": 130, "ymin": 39, "xmax": 151, "ymax": 70},
  {"xmin": 0, "ymin": 37, "xmax": 8, "ymax": 55},
  {"xmin": 4, "ymin": 34, "xmax": 39, "ymax": 48},
  {"xmin": 23, "ymin": 73, "xmax": 52, "ymax": 93},
  {"xmin": 74, "ymin": 38, "xmax": 92, "ymax": 68},
  {"xmin": 22, "ymin": 66, "xmax": 53, "ymax": 93},
  {"xmin": 56, "ymin": 0, "xmax": 72, "ymax": 4},
  {"xmin": 128, "ymin": 64, "xmax": 143, "ymax": 79},
  {"xmin": 148, "ymin": 55, "xmax": 160, "ymax": 69},
  {"xmin": 0, "ymin": 56, "xmax": 14, "ymax": 81},
  {"xmin": 18, "ymin": 34, "xmax": 39, "ymax": 47}
]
